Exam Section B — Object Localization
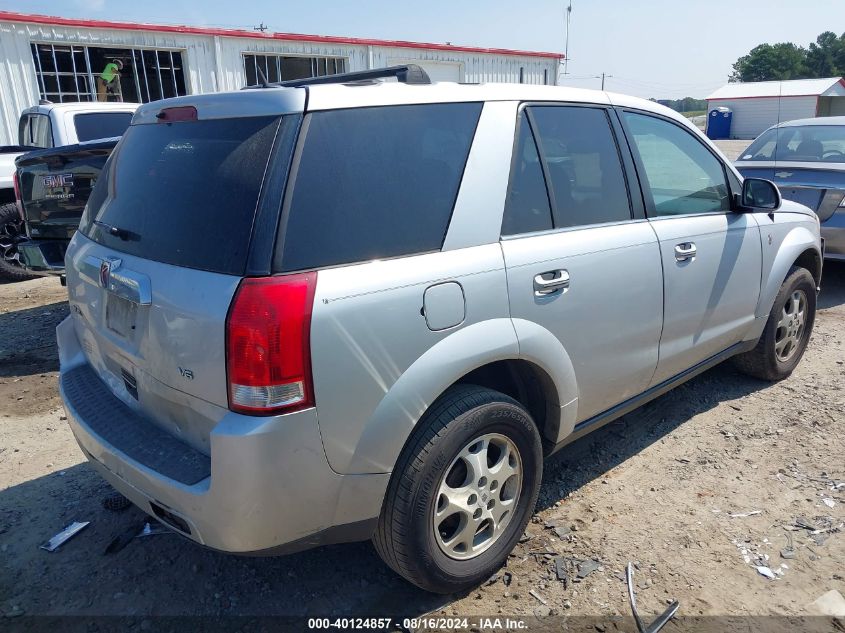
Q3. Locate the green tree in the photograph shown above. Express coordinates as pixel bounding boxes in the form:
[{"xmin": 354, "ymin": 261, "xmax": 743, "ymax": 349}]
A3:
[
  {"xmin": 730, "ymin": 42, "xmax": 810, "ymax": 82},
  {"xmin": 806, "ymin": 31, "xmax": 843, "ymax": 77}
]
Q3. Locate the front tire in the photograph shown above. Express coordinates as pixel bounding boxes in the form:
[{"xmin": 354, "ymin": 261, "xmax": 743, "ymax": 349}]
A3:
[
  {"xmin": 373, "ymin": 385, "xmax": 543, "ymax": 594},
  {"xmin": 732, "ymin": 266, "xmax": 816, "ymax": 381}
]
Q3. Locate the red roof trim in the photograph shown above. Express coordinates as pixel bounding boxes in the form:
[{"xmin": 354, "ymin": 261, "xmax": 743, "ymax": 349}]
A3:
[{"xmin": 0, "ymin": 10, "xmax": 564, "ymax": 60}]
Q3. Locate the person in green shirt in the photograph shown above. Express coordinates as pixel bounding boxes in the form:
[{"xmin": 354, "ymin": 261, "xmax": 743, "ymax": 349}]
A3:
[{"xmin": 97, "ymin": 59, "xmax": 123, "ymax": 102}]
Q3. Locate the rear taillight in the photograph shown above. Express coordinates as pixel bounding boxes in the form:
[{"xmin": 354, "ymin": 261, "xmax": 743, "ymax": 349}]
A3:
[
  {"xmin": 226, "ymin": 272, "xmax": 317, "ymax": 415},
  {"xmin": 12, "ymin": 171, "xmax": 24, "ymax": 220}
]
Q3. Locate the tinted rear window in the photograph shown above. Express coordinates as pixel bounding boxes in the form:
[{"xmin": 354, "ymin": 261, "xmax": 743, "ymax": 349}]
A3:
[
  {"xmin": 276, "ymin": 103, "xmax": 481, "ymax": 272},
  {"xmin": 74, "ymin": 112, "xmax": 134, "ymax": 143},
  {"xmin": 741, "ymin": 124, "xmax": 845, "ymax": 163},
  {"xmin": 80, "ymin": 116, "xmax": 282, "ymax": 274}
]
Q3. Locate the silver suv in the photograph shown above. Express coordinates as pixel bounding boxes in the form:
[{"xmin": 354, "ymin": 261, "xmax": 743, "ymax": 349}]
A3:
[{"xmin": 58, "ymin": 66, "xmax": 822, "ymax": 594}]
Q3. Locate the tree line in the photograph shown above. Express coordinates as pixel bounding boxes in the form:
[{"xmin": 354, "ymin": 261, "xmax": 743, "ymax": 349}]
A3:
[{"xmin": 731, "ymin": 31, "xmax": 845, "ymax": 82}]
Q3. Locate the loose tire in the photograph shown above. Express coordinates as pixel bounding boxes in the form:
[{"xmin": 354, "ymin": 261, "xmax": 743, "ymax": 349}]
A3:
[
  {"xmin": 732, "ymin": 266, "xmax": 816, "ymax": 381},
  {"xmin": 373, "ymin": 384, "xmax": 543, "ymax": 593},
  {"xmin": 0, "ymin": 202, "xmax": 36, "ymax": 282}
]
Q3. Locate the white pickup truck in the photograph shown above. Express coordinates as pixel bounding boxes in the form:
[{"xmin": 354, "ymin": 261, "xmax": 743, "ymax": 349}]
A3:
[{"xmin": 0, "ymin": 101, "xmax": 137, "ymax": 280}]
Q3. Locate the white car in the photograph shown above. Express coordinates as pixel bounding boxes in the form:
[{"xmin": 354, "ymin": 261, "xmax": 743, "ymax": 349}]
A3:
[{"xmin": 0, "ymin": 101, "xmax": 137, "ymax": 280}]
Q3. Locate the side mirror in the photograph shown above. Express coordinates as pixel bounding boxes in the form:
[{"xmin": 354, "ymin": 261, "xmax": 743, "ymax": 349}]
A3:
[{"xmin": 740, "ymin": 178, "xmax": 781, "ymax": 211}]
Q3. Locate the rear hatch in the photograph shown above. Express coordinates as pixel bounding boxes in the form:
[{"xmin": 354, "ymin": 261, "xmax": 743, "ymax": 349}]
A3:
[
  {"xmin": 771, "ymin": 167, "xmax": 845, "ymax": 222},
  {"xmin": 16, "ymin": 139, "xmax": 118, "ymax": 240},
  {"xmin": 65, "ymin": 92, "xmax": 303, "ymax": 453}
]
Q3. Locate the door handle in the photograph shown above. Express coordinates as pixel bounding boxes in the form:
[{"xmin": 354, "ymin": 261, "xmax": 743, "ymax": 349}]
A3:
[
  {"xmin": 674, "ymin": 242, "xmax": 697, "ymax": 262},
  {"xmin": 534, "ymin": 270, "xmax": 570, "ymax": 295}
]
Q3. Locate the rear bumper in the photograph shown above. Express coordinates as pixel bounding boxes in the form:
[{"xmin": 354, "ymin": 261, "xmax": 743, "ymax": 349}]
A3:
[
  {"xmin": 56, "ymin": 316, "xmax": 388, "ymax": 554},
  {"xmin": 821, "ymin": 208, "xmax": 845, "ymax": 259},
  {"xmin": 19, "ymin": 238, "xmax": 67, "ymax": 275}
]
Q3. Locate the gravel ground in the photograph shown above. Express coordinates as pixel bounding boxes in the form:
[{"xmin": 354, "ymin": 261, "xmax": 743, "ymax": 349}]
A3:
[
  {"xmin": 1, "ymin": 265, "xmax": 843, "ymax": 631},
  {"xmin": 713, "ymin": 139, "xmax": 752, "ymax": 161}
]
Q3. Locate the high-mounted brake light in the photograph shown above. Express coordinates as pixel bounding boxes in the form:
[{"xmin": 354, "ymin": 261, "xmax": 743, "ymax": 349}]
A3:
[
  {"xmin": 12, "ymin": 171, "xmax": 24, "ymax": 220},
  {"xmin": 226, "ymin": 273, "xmax": 317, "ymax": 415},
  {"xmin": 155, "ymin": 106, "xmax": 197, "ymax": 123}
]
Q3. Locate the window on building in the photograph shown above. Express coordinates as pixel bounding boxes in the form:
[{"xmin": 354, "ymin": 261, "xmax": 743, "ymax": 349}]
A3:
[
  {"xmin": 243, "ymin": 54, "xmax": 348, "ymax": 86},
  {"xmin": 31, "ymin": 43, "xmax": 187, "ymax": 104}
]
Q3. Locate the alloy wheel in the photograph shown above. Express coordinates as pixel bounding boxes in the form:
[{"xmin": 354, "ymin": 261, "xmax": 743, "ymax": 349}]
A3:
[
  {"xmin": 0, "ymin": 216, "xmax": 27, "ymax": 268},
  {"xmin": 775, "ymin": 289, "xmax": 807, "ymax": 362},
  {"xmin": 432, "ymin": 433, "xmax": 522, "ymax": 561}
]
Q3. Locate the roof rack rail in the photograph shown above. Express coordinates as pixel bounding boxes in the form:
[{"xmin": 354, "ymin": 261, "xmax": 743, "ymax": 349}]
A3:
[{"xmin": 244, "ymin": 64, "xmax": 431, "ymax": 90}]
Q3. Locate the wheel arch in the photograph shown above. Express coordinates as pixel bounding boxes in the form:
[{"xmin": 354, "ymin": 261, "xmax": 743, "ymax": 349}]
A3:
[
  {"xmin": 346, "ymin": 318, "xmax": 579, "ymax": 474},
  {"xmin": 757, "ymin": 225, "xmax": 822, "ymax": 320}
]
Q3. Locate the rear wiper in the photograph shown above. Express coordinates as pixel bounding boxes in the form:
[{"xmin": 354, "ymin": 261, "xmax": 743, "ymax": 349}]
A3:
[{"xmin": 93, "ymin": 220, "xmax": 132, "ymax": 241}]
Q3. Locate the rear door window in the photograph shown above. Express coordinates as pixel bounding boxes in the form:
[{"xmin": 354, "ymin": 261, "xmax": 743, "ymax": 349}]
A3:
[
  {"xmin": 529, "ymin": 106, "xmax": 632, "ymax": 228},
  {"xmin": 80, "ymin": 115, "xmax": 283, "ymax": 274},
  {"xmin": 502, "ymin": 112, "xmax": 553, "ymax": 235},
  {"xmin": 276, "ymin": 103, "xmax": 482, "ymax": 272},
  {"xmin": 74, "ymin": 112, "xmax": 134, "ymax": 142}
]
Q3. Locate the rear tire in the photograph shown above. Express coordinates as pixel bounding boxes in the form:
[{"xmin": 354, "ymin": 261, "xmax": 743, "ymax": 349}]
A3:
[
  {"xmin": 373, "ymin": 384, "xmax": 543, "ymax": 594},
  {"xmin": 732, "ymin": 266, "xmax": 816, "ymax": 381},
  {"xmin": 0, "ymin": 202, "xmax": 36, "ymax": 282}
]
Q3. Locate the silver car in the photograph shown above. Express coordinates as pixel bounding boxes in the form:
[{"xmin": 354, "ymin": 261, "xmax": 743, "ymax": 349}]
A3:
[
  {"xmin": 735, "ymin": 116, "xmax": 845, "ymax": 260},
  {"xmin": 58, "ymin": 66, "xmax": 822, "ymax": 594}
]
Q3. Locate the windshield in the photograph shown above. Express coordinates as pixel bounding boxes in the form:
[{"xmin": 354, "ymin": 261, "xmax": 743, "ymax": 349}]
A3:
[
  {"xmin": 74, "ymin": 112, "xmax": 134, "ymax": 142},
  {"xmin": 740, "ymin": 124, "xmax": 845, "ymax": 163}
]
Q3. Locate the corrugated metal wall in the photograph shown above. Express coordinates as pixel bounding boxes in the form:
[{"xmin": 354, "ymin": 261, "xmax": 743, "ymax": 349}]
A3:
[
  {"xmin": 0, "ymin": 18, "xmax": 559, "ymax": 145},
  {"xmin": 707, "ymin": 96, "xmax": 819, "ymax": 140}
]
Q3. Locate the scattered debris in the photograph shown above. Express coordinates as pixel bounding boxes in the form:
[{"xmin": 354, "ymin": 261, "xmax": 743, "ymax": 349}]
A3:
[
  {"xmin": 626, "ymin": 562, "xmax": 679, "ymax": 633},
  {"xmin": 502, "ymin": 571, "xmax": 512, "ymax": 587},
  {"xmin": 577, "ymin": 559, "xmax": 601, "ymax": 579},
  {"xmin": 553, "ymin": 525, "xmax": 572, "ymax": 539},
  {"xmin": 756, "ymin": 566, "xmax": 776, "ymax": 580},
  {"xmin": 484, "ymin": 572, "xmax": 499, "ymax": 586},
  {"xmin": 105, "ymin": 522, "xmax": 144, "ymax": 555},
  {"xmin": 102, "ymin": 492, "xmax": 132, "ymax": 512},
  {"xmin": 554, "ymin": 556, "xmax": 569, "ymax": 587},
  {"xmin": 137, "ymin": 521, "xmax": 169, "ymax": 538},
  {"xmin": 529, "ymin": 589, "xmax": 548, "ymax": 605},
  {"xmin": 793, "ymin": 516, "xmax": 817, "ymax": 531},
  {"xmin": 808, "ymin": 590, "xmax": 845, "ymax": 617},
  {"xmin": 105, "ymin": 519, "xmax": 171, "ymax": 554},
  {"xmin": 729, "ymin": 510, "xmax": 762, "ymax": 518},
  {"xmin": 40, "ymin": 521, "xmax": 89, "ymax": 552},
  {"xmin": 821, "ymin": 498, "xmax": 836, "ymax": 508}
]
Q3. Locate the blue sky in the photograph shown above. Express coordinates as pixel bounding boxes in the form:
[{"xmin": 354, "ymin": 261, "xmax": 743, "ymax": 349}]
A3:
[{"xmin": 3, "ymin": 0, "xmax": 844, "ymax": 99}]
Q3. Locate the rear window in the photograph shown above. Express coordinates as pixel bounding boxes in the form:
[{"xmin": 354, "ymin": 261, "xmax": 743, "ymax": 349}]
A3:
[
  {"xmin": 80, "ymin": 115, "xmax": 282, "ymax": 274},
  {"xmin": 741, "ymin": 124, "xmax": 845, "ymax": 163},
  {"xmin": 74, "ymin": 112, "xmax": 134, "ymax": 143},
  {"xmin": 276, "ymin": 103, "xmax": 482, "ymax": 272}
]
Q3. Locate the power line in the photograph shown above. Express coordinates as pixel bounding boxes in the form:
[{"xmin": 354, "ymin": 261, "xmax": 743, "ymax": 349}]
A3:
[{"xmin": 594, "ymin": 72, "xmax": 613, "ymax": 90}]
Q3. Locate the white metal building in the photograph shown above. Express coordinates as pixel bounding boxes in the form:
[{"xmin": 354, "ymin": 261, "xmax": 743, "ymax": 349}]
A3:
[
  {"xmin": 706, "ymin": 77, "xmax": 845, "ymax": 139},
  {"xmin": 0, "ymin": 10, "xmax": 562, "ymax": 146}
]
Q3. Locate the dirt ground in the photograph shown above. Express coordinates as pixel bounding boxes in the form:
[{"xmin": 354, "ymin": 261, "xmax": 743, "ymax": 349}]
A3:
[{"xmin": 1, "ymin": 263, "xmax": 843, "ymax": 631}]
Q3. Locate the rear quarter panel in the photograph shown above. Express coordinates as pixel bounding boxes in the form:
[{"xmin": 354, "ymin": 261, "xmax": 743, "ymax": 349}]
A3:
[{"xmin": 310, "ymin": 245, "xmax": 514, "ymax": 474}]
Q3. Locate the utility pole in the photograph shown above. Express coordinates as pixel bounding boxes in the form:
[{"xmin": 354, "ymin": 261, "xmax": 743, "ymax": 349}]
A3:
[
  {"xmin": 254, "ymin": 22, "xmax": 268, "ymax": 33},
  {"xmin": 563, "ymin": 0, "xmax": 572, "ymax": 76},
  {"xmin": 595, "ymin": 72, "xmax": 613, "ymax": 90}
]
